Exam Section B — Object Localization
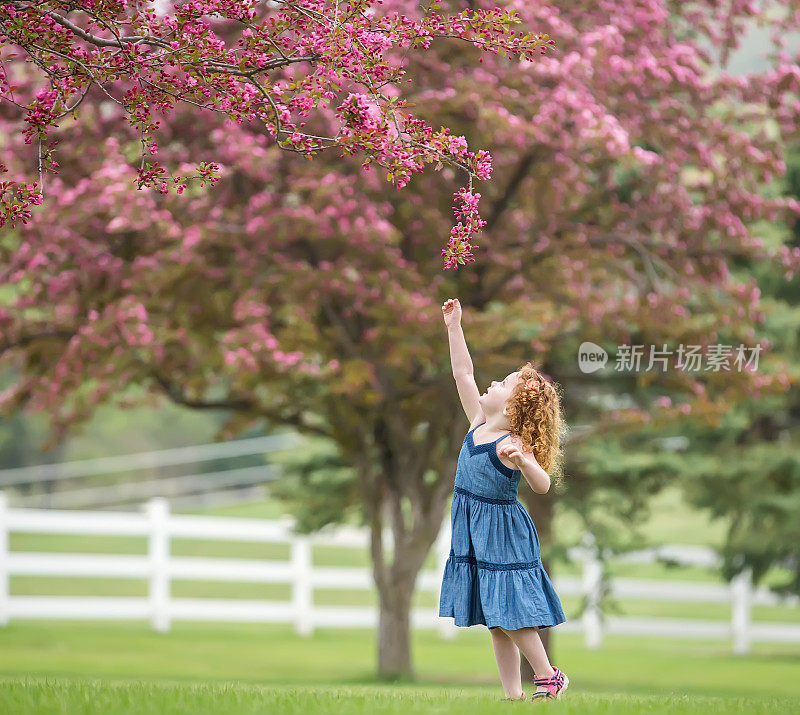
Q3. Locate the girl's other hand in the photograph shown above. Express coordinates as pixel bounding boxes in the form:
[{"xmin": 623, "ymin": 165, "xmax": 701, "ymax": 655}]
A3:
[
  {"xmin": 442, "ymin": 298, "xmax": 462, "ymax": 328},
  {"xmin": 500, "ymin": 444, "xmax": 527, "ymax": 469}
]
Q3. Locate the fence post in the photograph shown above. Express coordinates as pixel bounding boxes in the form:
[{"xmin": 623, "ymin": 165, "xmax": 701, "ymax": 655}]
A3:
[
  {"xmin": 147, "ymin": 497, "xmax": 171, "ymax": 633},
  {"xmin": 436, "ymin": 514, "xmax": 456, "ymax": 639},
  {"xmin": 0, "ymin": 492, "xmax": 8, "ymax": 627},
  {"xmin": 581, "ymin": 530, "xmax": 602, "ymax": 650},
  {"xmin": 731, "ymin": 566, "xmax": 752, "ymax": 655},
  {"xmin": 291, "ymin": 532, "xmax": 313, "ymax": 637}
]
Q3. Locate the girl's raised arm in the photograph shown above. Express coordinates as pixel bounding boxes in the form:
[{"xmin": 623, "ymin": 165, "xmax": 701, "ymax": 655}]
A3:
[{"xmin": 442, "ymin": 298, "xmax": 483, "ymax": 424}]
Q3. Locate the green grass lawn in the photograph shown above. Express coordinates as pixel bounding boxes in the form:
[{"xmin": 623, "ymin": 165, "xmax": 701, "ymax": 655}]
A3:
[
  {"xmin": 0, "ymin": 621, "xmax": 799, "ymax": 713},
  {"xmin": 1, "ymin": 679, "xmax": 797, "ymax": 715},
  {"xmin": 4, "ymin": 680, "xmax": 798, "ymax": 715}
]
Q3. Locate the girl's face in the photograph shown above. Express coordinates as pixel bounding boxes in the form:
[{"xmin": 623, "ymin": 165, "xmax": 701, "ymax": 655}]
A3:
[{"xmin": 479, "ymin": 370, "xmax": 520, "ymax": 413}]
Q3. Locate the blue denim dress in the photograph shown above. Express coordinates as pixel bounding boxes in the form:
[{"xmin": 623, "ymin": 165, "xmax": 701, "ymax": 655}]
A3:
[{"xmin": 438, "ymin": 421, "xmax": 567, "ymax": 630}]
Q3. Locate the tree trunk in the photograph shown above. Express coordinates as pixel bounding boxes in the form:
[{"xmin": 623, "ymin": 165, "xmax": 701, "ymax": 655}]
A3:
[
  {"xmin": 518, "ymin": 487, "xmax": 558, "ymax": 683},
  {"xmin": 376, "ymin": 575, "xmax": 415, "ymax": 680},
  {"xmin": 366, "ymin": 465, "xmax": 452, "ymax": 681}
]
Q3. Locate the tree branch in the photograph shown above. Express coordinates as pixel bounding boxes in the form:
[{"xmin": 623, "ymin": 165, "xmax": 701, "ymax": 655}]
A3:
[
  {"xmin": 10, "ymin": 3, "xmax": 320, "ymax": 74},
  {"xmin": 149, "ymin": 368, "xmax": 256, "ymax": 411},
  {"xmin": 0, "ymin": 329, "xmax": 77, "ymax": 356}
]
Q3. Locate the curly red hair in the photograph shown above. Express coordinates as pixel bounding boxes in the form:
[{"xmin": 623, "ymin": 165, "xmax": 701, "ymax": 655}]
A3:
[{"xmin": 505, "ymin": 361, "xmax": 567, "ymax": 490}]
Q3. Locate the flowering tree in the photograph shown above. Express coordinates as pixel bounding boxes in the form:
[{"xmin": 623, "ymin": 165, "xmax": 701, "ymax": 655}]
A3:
[
  {"xmin": 0, "ymin": 0, "xmax": 554, "ymax": 268},
  {"xmin": 4, "ymin": 0, "xmax": 800, "ymax": 679}
]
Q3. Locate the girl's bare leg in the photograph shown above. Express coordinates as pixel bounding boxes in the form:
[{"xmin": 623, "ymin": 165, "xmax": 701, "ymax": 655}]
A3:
[
  {"xmin": 489, "ymin": 627, "xmax": 524, "ymax": 699},
  {"xmin": 496, "ymin": 626, "xmax": 556, "ymax": 696}
]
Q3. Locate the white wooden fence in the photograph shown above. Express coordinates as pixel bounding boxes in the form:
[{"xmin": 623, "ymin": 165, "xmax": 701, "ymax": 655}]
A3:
[{"xmin": 1, "ymin": 492, "xmax": 798, "ymax": 653}]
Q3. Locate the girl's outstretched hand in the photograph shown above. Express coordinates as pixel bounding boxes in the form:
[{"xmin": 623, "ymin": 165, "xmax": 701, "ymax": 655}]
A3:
[{"xmin": 442, "ymin": 298, "xmax": 462, "ymax": 329}]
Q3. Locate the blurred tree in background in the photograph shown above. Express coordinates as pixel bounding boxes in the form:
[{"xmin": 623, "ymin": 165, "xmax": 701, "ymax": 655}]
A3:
[{"xmin": 3, "ymin": 0, "xmax": 800, "ymax": 681}]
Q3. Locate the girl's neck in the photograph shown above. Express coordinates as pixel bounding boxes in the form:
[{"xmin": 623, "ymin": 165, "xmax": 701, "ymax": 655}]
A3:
[{"xmin": 481, "ymin": 413, "xmax": 511, "ymax": 434}]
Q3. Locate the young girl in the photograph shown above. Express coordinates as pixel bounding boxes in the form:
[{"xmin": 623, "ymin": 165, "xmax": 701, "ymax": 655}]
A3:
[{"xmin": 438, "ymin": 298, "xmax": 569, "ymax": 703}]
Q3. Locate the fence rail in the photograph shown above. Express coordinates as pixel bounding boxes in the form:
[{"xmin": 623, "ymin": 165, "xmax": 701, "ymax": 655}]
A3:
[
  {"xmin": 1, "ymin": 493, "xmax": 798, "ymax": 653},
  {"xmin": 0, "ymin": 433, "xmax": 302, "ymax": 511}
]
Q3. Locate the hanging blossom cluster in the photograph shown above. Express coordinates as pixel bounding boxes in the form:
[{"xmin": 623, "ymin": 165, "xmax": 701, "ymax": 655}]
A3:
[
  {"xmin": 442, "ymin": 185, "xmax": 488, "ymax": 270},
  {"xmin": 0, "ymin": 0, "xmax": 555, "ymax": 269}
]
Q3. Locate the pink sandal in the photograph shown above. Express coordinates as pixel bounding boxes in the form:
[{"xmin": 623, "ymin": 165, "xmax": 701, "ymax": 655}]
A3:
[{"xmin": 531, "ymin": 666, "xmax": 569, "ymax": 701}]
